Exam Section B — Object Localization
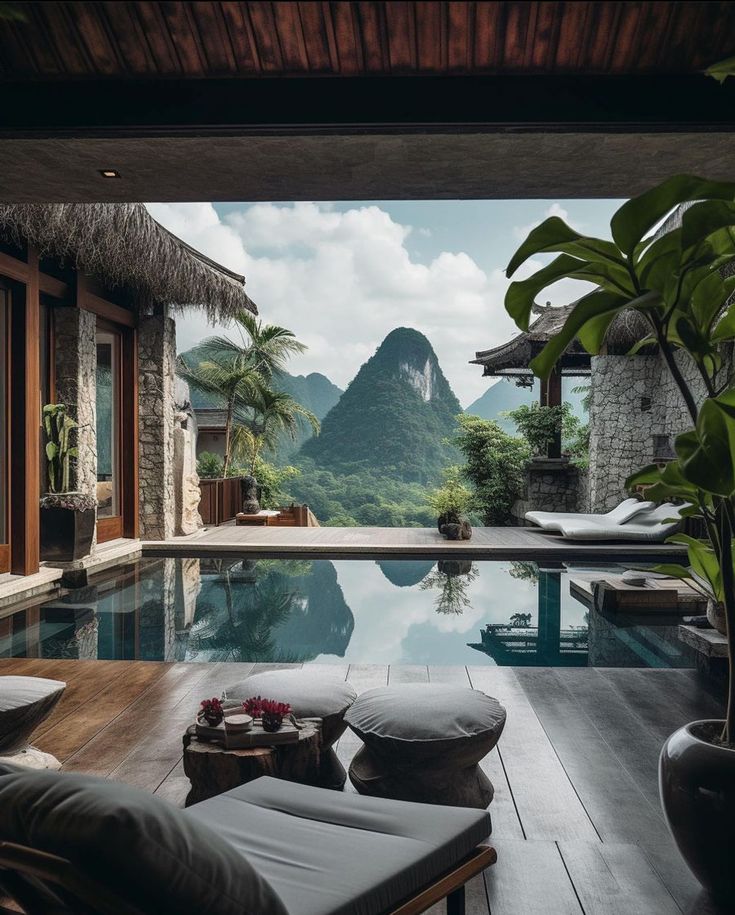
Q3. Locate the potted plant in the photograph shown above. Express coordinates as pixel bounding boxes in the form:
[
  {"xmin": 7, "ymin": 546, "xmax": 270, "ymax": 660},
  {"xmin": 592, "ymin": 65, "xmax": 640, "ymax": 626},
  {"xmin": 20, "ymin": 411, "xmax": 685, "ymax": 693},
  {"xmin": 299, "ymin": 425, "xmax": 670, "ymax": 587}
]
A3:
[
  {"xmin": 40, "ymin": 403, "xmax": 96, "ymax": 562},
  {"xmin": 505, "ymin": 174, "xmax": 735, "ymax": 901},
  {"xmin": 427, "ymin": 466, "xmax": 473, "ymax": 541}
]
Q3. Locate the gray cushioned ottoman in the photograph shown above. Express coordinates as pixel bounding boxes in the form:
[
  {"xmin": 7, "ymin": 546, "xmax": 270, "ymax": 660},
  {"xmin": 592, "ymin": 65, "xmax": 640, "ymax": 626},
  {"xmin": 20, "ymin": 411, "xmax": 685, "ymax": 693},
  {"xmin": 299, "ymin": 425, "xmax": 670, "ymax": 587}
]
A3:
[
  {"xmin": 224, "ymin": 669, "xmax": 357, "ymax": 789},
  {"xmin": 0, "ymin": 677, "xmax": 66, "ymax": 765},
  {"xmin": 344, "ymin": 684, "xmax": 506, "ymax": 809}
]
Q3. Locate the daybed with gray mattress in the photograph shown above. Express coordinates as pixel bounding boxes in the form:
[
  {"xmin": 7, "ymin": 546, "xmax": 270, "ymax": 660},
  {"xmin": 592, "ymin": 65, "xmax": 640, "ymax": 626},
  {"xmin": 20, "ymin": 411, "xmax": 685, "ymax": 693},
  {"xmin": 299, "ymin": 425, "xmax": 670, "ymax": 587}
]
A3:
[{"xmin": 0, "ymin": 765, "xmax": 495, "ymax": 915}]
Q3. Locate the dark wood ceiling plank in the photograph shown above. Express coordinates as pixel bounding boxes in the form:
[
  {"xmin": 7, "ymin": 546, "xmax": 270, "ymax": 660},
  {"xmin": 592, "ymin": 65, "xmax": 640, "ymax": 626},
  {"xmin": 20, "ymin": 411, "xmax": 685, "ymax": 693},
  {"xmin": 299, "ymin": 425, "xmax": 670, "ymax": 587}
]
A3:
[
  {"xmin": 188, "ymin": 2, "xmax": 238, "ymax": 74},
  {"xmin": 100, "ymin": 2, "xmax": 158, "ymax": 75},
  {"xmin": 503, "ymin": 1, "xmax": 533, "ymax": 71},
  {"xmin": 3, "ymin": 4, "xmax": 64, "ymax": 77},
  {"xmin": 554, "ymin": 0, "xmax": 592, "ymax": 71},
  {"xmin": 474, "ymin": 0, "xmax": 503, "ymax": 71},
  {"xmin": 416, "ymin": 0, "xmax": 443, "ymax": 72},
  {"xmin": 272, "ymin": 1, "xmax": 311, "ymax": 72},
  {"xmin": 581, "ymin": 0, "xmax": 621, "ymax": 73},
  {"xmin": 446, "ymin": 0, "xmax": 470, "ymax": 72},
  {"xmin": 67, "ymin": 1, "xmax": 125, "ymax": 75},
  {"xmin": 329, "ymin": 0, "xmax": 364, "ymax": 74},
  {"xmin": 219, "ymin": 2, "xmax": 262, "ymax": 74},
  {"xmin": 635, "ymin": 1, "xmax": 674, "ymax": 71},
  {"xmin": 246, "ymin": 1, "xmax": 285, "ymax": 73},
  {"xmin": 355, "ymin": 2, "xmax": 390, "ymax": 74},
  {"xmin": 0, "ymin": 20, "xmax": 39, "ymax": 78},
  {"xmin": 296, "ymin": 2, "xmax": 334, "ymax": 73},
  {"xmin": 675, "ymin": 1, "xmax": 726, "ymax": 71},
  {"xmin": 385, "ymin": 0, "xmax": 417, "ymax": 72},
  {"xmin": 530, "ymin": 1, "xmax": 560, "ymax": 71},
  {"xmin": 37, "ymin": 1, "xmax": 96, "ymax": 76},
  {"xmin": 133, "ymin": 2, "xmax": 184, "ymax": 74},
  {"xmin": 157, "ymin": 1, "xmax": 208, "ymax": 75}
]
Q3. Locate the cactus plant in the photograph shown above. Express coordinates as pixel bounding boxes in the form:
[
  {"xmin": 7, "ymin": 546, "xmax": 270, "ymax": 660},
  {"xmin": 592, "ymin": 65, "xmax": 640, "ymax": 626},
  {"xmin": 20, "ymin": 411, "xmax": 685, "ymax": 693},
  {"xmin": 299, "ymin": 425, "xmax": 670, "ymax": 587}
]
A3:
[{"xmin": 42, "ymin": 403, "xmax": 78, "ymax": 494}]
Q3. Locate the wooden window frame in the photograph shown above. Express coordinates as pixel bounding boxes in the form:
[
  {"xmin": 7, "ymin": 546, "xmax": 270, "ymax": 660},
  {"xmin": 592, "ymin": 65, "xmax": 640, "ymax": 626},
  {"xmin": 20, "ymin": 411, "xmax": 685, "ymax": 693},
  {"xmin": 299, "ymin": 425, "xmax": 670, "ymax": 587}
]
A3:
[{"xmin": 0, "ymin": 282, "xmax": 9, "ymax": 573}]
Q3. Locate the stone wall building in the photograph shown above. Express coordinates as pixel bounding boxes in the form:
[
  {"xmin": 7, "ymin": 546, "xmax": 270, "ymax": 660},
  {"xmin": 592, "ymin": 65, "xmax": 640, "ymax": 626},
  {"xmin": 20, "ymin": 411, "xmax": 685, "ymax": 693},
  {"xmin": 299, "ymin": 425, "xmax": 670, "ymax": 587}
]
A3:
[{"xmin": 0, "ymin": 203, "xmax": 257, "ymax": 576}]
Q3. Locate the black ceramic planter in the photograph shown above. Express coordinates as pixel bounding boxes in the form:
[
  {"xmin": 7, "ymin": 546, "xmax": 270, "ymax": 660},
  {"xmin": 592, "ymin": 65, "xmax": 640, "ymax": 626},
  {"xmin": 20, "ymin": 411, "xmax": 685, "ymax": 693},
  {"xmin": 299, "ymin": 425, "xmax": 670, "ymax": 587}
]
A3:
[
  {"xmin": 40, "ymin": 507, "xmax": 95, "ymax": 562},
  {"xmin": 660, "ymin": 720, "xmax": 735, "ymax": 902}
]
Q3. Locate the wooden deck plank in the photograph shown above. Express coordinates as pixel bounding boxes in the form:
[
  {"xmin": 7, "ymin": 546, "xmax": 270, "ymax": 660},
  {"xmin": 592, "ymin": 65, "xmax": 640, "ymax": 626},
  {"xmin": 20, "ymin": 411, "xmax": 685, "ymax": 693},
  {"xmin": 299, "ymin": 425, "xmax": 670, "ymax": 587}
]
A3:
[
  {"xmin": 513, "ymin": 667, "xmax": 705, "ymax": 912},
  {"xmin": 144, "ymin": 525, "xmax": 686, "ymax": 561},
  {"xmin": 388, "ymin": 664, "xmax": 429, "ymax": 683},
  {"xmin": 467, "ymin": 667, "xmax": 599, "ymax": 843},
  {"xmin": 557, "ymin": 842, "xmax": 682, "ymax": 915},
  {"xmin": 484, "ymin": 839, "xmax": 582, "ymax": 914}
]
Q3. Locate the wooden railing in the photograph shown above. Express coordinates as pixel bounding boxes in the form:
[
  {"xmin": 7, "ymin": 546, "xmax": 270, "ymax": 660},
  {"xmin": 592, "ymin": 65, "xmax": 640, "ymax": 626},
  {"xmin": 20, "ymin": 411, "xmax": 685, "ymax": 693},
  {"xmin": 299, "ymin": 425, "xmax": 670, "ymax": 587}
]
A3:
[{"xmin": 199, "ymin": 477, "xmax": 242, "ymax": 527}]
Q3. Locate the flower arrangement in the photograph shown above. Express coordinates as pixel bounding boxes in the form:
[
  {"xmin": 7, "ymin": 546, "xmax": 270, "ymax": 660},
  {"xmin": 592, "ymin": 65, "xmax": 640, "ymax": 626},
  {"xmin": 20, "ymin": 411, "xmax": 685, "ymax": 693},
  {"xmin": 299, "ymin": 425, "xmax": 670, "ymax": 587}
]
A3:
[
  {"xmin": 242, "ymin": 696, "xmax": 292, "ymax": 732},
  {"xmin": 199, "ymin": 697, "xmax": 224, "ymax": 726}
]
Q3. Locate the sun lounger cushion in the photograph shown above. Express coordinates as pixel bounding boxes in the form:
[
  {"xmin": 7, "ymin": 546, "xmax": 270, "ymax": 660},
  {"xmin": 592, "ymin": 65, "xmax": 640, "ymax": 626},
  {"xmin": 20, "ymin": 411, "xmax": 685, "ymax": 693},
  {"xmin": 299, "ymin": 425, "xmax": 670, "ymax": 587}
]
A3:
[
  {"xmin": 225, "ymin": 668, "xmax": 357, "ymax": 746},
  {"xmin": 0, "ymin": 765, "xmax": 288, "ymax": 915},
  {"xmin": 186, "ymin": 775, "xmax": 491, "ymax": 915},
  {"xmin": 525, "ymin": 498, "xmax": 654, "ymax": 531},
  {"xmin": 344, "ymin": 684, "xmax": 506, "ymax": 764},
  {"xmin": 0, "ymin": 676, "xmax": 66, "ymax": 754},
  {"xmin": 558, "ymin": 503, "xmax": 688, "ymax": 542}
]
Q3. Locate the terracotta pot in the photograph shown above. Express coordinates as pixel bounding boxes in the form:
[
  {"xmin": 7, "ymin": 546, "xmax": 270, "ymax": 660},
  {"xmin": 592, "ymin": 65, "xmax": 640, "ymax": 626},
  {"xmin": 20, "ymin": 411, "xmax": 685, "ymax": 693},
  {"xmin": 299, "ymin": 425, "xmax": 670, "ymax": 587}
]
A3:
[
  {"xmin": 660, "ymin": 720, "xmax": 735, "ymax": 902},
  {"xmin": 707, "ymin": 599, "xmax": 727, "ymax": 635}
]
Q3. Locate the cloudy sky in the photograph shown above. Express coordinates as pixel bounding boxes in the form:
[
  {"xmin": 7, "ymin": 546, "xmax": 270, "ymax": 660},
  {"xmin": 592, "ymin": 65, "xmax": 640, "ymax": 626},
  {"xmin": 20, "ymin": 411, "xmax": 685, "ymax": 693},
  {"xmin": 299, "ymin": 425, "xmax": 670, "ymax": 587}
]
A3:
[{"xmin": 148, "ymin": 198, "xmax": 623, "ymax": 408}]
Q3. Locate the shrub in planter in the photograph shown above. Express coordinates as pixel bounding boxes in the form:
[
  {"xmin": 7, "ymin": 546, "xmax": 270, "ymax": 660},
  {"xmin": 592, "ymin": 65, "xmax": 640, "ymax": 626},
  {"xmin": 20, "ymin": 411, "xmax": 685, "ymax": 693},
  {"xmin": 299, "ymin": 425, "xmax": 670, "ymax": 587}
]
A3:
[
  {"xmin": 40, "ymin": 404, "xmax": 96, "ymax": 562},
  {"xmin": 427, "ymin": 466, "xmax": 473, "ymax": 540}
]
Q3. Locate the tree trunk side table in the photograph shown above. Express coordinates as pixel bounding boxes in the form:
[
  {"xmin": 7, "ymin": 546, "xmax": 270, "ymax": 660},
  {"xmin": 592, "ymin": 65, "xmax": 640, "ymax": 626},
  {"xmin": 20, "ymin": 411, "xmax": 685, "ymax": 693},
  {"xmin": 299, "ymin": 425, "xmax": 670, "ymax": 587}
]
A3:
[{"xmin": 182, "ymin": 718, "xmax": 321, "ymax": 807}]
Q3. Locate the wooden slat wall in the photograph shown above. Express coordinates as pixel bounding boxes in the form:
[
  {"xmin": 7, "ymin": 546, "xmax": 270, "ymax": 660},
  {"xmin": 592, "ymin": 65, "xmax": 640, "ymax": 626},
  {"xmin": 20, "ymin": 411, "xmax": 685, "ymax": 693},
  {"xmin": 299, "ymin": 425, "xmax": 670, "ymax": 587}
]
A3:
[{"xmin": 1, "ymin": 2, "xmax": 732, "ymax": 81}]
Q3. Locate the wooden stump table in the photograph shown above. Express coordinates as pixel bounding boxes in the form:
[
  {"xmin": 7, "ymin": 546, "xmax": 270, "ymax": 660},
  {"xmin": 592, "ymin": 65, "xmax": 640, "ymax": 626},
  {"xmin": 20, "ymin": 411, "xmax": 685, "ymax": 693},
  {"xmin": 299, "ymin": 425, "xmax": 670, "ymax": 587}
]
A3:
[{"xmin": 182, "ymin": 718, "xmax": 321, "ymax": 807}]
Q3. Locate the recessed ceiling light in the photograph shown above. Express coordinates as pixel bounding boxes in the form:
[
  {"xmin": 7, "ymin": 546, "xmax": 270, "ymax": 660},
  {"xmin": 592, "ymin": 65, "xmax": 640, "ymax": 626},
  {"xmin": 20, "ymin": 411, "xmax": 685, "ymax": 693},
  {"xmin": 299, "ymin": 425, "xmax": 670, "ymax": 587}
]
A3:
[{"xmin": 99, "ymin": 169, "xmax": 121, "ymax": 178}]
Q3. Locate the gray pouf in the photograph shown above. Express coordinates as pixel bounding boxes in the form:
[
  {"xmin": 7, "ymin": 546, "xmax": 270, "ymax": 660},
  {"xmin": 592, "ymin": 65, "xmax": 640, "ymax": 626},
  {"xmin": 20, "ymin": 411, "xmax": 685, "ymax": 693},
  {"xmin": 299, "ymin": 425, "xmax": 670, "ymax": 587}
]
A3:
[
  {"xmin": 0, "ymin": 676, "xmax": 66, "ymax": 759},
  {"xmin": 224, "ymin": 669, "xmax": 357, "ymax": 789},
  {"xmin": 345, "ymin": 684, "xmax": 506, "ymax": 809}
]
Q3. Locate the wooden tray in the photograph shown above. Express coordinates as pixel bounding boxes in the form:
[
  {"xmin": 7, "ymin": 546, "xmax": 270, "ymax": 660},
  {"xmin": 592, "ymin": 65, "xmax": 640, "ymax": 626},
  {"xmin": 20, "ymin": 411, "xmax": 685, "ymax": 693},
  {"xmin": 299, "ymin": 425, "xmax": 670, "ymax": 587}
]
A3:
[{"xmin": 195, "ymin": 717, "xmax": 301, "ymax": 749}]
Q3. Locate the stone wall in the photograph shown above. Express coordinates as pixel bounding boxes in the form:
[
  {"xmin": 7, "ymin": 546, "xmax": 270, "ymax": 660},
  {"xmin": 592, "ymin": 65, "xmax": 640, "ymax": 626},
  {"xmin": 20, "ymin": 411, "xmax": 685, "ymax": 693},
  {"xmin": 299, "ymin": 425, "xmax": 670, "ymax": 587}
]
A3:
[
  {"xmin": 513, "ymin": 458, "xmax": 586, "ymax": 520},
  {"xmin": 138, "ymin": 313, "xmax": 176, "ymax": 540},
  {"xmin": 53, "ymin": 307, "xmax": 98, "ymax": 545},
  {"xmin": 586, "ymin": 351, "xmax": 716, "ymax": 512}
]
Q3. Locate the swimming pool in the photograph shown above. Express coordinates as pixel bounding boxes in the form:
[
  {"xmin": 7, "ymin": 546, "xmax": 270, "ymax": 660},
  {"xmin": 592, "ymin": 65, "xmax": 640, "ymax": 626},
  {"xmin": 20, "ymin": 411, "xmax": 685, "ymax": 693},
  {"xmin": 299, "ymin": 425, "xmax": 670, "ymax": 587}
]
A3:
[{"xmin": 0, "ymin": 556, "xmax": 696, "ymax": 668}]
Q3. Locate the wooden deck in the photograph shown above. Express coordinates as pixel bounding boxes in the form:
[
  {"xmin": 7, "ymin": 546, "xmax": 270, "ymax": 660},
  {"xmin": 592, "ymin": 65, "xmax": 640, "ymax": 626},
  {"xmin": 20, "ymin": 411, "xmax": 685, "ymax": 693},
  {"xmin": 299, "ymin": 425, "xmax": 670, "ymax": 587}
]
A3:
[
  {"xmin": 1, "ymin": 658, "xmax": 725, "ymax": 914},
  {"xmin": 144, "ymin": 525, "xmax": 687, "ymax": 561}
]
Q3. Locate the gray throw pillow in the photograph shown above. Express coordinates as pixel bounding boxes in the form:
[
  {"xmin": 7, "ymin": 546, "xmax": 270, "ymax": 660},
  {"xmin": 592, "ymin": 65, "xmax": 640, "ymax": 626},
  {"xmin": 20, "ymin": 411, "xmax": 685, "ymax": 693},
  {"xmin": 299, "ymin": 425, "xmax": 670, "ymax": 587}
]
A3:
[
  {"xmin": 0, "ymin": 765, "xmax": 287, "ymax": 915},
  {"xmin": 225, "ymin": 669, "xmax": 357, "ymax": 745},
  {"xmin": 345, "ymin": 684, "xmax": 506, "ymax": 766}
]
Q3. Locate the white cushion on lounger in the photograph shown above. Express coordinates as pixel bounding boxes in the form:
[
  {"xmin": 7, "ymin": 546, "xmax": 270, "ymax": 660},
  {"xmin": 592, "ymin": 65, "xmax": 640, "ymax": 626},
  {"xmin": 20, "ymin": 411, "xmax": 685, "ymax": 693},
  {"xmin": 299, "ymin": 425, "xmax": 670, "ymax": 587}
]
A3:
[
  {"xmin": 557, "ymin": 503, "xmax": 688, "ymax": 542},
  {"xmin": 187, "ymin": 776, "xmax": 491, "ymax": 915},
  {"xmin": 525, "ymin": 498, "xmax": 654, "ymax": 531}
]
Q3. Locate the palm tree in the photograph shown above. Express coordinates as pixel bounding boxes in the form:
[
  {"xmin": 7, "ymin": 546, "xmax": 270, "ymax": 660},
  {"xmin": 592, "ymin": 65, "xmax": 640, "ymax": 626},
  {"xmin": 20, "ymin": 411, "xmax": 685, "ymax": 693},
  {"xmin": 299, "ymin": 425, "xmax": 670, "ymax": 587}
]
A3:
[
  {"xmin": 232, "ymin": 387, "xmax": 320, "ymax": 476},
  {"xmin": 177, "ymin": 351, "xmax": 259, "ymax": 477},
  {"xmin": 178, "ymin": 312, "xmax": 310, "ymax": 476}
]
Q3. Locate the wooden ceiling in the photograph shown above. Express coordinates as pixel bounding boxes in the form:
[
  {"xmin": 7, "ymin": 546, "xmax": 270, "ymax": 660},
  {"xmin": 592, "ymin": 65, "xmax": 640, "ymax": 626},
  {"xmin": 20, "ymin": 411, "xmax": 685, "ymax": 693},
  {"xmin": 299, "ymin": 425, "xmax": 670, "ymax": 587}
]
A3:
[{"xmin": 0, "ymin": 1, "xmax": 731, "ymax": 82}]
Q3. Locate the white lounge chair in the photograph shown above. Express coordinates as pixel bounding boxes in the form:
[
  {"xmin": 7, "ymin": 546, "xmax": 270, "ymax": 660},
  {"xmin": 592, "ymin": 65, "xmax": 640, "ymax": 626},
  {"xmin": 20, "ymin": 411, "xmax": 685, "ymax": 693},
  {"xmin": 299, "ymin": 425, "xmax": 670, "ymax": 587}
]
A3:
[
  {"xmin": 525, "ymin": 498, "xmax": 654, "ymax": 532},
  {"xmin": 556, "ymin": 503, "xmax": 688, "ymax": 542}
]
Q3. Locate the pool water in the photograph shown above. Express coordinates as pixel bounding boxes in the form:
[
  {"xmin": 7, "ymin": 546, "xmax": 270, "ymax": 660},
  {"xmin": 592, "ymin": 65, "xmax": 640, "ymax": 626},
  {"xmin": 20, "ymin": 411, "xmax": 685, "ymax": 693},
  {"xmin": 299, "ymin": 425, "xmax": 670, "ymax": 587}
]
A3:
[{"xmin": 0, "ymin": 557, "xmax": 696, "ymax": 668}]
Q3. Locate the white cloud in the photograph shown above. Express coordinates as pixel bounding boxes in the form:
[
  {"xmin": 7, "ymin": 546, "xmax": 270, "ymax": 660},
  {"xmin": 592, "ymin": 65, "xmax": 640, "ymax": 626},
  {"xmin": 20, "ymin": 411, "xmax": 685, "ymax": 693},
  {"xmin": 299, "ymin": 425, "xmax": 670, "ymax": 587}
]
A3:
[{"xmin": 147, "ymin": 201, "xmax": 583, "ymax": 407}]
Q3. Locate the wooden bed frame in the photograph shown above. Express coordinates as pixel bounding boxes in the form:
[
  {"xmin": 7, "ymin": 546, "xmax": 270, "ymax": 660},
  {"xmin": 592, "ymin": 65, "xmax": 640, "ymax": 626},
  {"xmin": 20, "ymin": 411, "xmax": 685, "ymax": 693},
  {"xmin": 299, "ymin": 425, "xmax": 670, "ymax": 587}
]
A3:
[{"xmin": 0, "ymin": 840, "xmax": 496, "ymax": 915}]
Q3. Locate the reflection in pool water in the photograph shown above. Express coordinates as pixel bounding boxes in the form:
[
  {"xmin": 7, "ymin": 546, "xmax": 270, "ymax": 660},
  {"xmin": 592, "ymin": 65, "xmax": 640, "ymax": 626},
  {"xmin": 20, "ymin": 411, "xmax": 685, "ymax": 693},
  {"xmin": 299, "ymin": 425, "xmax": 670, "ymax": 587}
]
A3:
[{"xmin": 0, "ymin": 557, "xmax": 696, "ymax": 668}]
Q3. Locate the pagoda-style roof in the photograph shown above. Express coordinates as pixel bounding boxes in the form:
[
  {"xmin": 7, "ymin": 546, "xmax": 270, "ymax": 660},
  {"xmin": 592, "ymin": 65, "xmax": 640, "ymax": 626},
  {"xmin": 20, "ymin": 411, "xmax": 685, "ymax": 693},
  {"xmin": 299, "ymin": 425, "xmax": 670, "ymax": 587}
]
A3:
[
  {"xmin": 472, "ymin": 303, "xmax": 590, "ymax": 378},
  {"xmin": 472, "ymin": 303, "xmax": 651, "ymax": 378}
]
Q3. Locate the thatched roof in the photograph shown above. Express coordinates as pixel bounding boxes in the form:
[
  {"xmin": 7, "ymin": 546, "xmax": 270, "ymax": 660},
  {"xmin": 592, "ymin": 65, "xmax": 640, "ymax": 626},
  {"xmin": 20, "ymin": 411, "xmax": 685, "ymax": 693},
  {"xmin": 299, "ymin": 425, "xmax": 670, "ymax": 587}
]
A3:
[{"xmin": 0, "ymin": 203, "xmax": 256, "ymax": 319}]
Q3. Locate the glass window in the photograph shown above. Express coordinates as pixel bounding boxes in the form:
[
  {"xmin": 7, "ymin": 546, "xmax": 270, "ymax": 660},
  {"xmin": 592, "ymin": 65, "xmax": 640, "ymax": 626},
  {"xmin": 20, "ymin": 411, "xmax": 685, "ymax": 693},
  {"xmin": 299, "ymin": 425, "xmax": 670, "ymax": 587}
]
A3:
[{"xmin": 96, "ymin": 329, "xmax": 120, "ymax": 518}]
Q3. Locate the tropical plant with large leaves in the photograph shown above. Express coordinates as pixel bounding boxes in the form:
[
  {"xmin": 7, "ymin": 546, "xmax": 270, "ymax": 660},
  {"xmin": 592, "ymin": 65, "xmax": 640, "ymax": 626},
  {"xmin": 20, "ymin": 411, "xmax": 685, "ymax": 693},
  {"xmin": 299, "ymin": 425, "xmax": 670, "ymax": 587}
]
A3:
[{"xmin": 505, "ymin": 174, "xmax": 735, "ymax": 744}]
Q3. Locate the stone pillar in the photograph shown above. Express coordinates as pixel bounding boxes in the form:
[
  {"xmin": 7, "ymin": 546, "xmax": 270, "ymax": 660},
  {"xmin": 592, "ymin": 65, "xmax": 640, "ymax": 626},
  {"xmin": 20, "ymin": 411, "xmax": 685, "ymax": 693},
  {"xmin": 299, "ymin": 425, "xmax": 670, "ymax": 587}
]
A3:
[
  {"xmin": 53, "ymin": 307, "xmax": 97, "ymax": 541},
  {"xmin": 138, "ymin": 313, "xmax": 176, "ymax": 540}
]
